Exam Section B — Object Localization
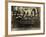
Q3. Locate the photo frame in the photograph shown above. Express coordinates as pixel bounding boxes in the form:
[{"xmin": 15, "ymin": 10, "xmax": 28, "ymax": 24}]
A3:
[{"xmin": 5, "ymin": 1, "xmax": 45, "ymax": 36}]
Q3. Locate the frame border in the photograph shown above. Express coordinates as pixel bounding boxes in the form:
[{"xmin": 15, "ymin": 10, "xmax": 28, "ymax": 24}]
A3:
[
  {"xmin": 5, "ymin": 1, "xmax": 45, "ymax": 37},
  {"xmin": 5, "ymin": 0, "xmax": 8, "ymax": 37}
]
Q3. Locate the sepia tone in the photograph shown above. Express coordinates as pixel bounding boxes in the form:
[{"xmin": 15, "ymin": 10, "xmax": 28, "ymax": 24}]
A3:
[{"xmin": 11, "ymin": 6, "xmax": 40, "ymax": 31}]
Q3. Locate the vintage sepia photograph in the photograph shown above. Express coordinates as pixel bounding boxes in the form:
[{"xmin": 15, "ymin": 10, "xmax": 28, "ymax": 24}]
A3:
[
  {"xmin": 8, "ymin": 2, "xmax": 45, "ymax": 35},
  {"xmin": 11, "ymin": 6, "xmax": 40, "ymax": 31}
]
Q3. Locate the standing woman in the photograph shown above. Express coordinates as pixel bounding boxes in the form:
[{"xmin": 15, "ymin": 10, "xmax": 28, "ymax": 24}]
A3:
[{"xmin": 31, "ymin": 8, "xmax": 36, "ymax": 17}]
